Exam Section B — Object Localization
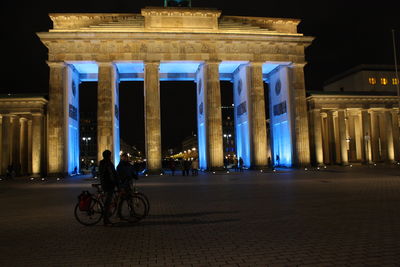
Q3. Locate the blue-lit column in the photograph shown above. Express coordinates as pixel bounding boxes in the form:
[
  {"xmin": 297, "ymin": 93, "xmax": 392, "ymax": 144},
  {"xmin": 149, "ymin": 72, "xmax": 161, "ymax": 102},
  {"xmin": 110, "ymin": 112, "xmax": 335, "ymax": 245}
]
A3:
[
  {"xmin": 97, "ymin": 62, "xmax": 120, "ymax": 166},
  {"xmin": 233, "ymin": 64, "xmax": 250, "ymax": 168},
  {"xmin": 47, "ymin": 62, "xmax": 66, "ymax": 176},
  {"xmin": 144, "ymin": 61, "xmax": 162, "ymax": 173},
  {"xmin": 268, "ymin": 66, "xmax": 294, "ymax": 167},
  {"xmin": 65, "ymin": 64, "xmax": 81, "ymax": 174},
  {"xmin": 196, "ymin": 61, "xmax": 224, "ymax": 170}
]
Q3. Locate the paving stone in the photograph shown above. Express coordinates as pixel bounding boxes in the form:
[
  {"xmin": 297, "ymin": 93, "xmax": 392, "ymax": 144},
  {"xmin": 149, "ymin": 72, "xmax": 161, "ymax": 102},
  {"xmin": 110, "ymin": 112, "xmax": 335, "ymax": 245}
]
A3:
[{"xmin": 1, "ymin": 166, "xmax": 400, "ymax": 265}]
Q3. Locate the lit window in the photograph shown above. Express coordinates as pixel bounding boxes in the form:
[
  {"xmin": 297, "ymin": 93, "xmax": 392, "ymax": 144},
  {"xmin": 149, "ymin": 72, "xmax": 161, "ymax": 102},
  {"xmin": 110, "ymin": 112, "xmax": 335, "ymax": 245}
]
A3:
[
  {"xmin": 393, "ymin": 78, "xmax": 399, "ymax": 85},
  {"xmin": 380, "ymin": 78, "xmax": 388, "ymax": 85},
  {"xmin": 368, "ymin": 78, "xmax": 376, "ymax": 85}
]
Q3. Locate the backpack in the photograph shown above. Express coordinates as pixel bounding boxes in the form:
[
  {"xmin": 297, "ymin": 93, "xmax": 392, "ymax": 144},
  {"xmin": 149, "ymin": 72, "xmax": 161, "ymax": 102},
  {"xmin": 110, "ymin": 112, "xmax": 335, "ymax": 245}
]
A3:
[{"xmin": 78, "ymin": 191, "xmax": 92, "ymax": 211}]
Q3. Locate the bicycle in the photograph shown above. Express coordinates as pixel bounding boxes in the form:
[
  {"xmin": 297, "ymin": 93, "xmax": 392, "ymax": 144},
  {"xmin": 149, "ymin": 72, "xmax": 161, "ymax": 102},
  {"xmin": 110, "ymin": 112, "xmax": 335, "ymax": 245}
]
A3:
[
  {"xmin": 129, "ymin": 179, "xmax": 150, "ymax": 216},
  {"xmin": 74, "ymin": 183, "xmax": 148, "ymax": 226},
  {"xmin": 118, "ymin": 181, "xmax": 148, "ymax": 222}
]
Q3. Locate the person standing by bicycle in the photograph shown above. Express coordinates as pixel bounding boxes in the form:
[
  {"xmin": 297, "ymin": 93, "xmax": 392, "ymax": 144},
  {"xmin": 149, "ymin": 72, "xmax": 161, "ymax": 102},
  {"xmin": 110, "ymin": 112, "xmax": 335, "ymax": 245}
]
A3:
[
  {"xmin": 116, "ymin": 153, "xmax": 138, "ymax": 217},
  {"xmin": 98, "ymin": 150, "xmax": 118, "ymax": 226},
  {"xmin": 117, "ymin": 152, "xmax": 138, "ymax": 192}
]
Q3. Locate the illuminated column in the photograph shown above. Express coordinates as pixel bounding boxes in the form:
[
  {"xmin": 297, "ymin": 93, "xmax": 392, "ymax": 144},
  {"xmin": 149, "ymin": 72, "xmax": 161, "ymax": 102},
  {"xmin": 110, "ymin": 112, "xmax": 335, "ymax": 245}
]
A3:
[
  {"xmin": 32, "ymin": 113, "xmax": 43, "ymax": 175},
  {"xmin": 0, "ymin": 115, "xmax": 2, "ymax": 175},
  {"xmin": 233, "ymin": 64, "xmax": 250, "ymax": 168},
  {"xmin": 289, "ymin": 64, "xmax": 310, "ymax": 166},
  {"xmin": 326, "ymin": 111, "xmax": 336, "ymax": 164},
  {"xmin": 19, "ymin": 117, "xmax": 28, "ymax": 175},
  {"xmin": 205, "ymin": 61, "xmax": 224, "ymax": 169},
  {"xmin": 384, "ymin": 110, "xmax": 395, "ymax": 162},
  {"xmin": 354, "ymin": 112, "xmax": 363, "ymax": 161},
  {"xmin": 27, "ymin": 120, "xmax": 32, "ymax": 174},
  {"xmin": 320, "ymin": 113, "xmax": 330, "ymax": 163},
  {"xmin": 47, "ymin": 62, "xmax": 66, "ymax": 175},
  {"xmin": 348, "ymin": 114, "xmax": 356, "ymax": 161},
  {"xmin": 65, "ymin": 64, "xmax": 81, "ymax": 173},
  {"xmin": 337, "ymin": 110, "xmax": 348, "ymax": 165},
  {"xmin": 97, "ymin": 62, "xmax": 120, "ymax": 166},
  {"xmin": 361, "ymin": 109, "xmax": 372, "ymax": 163},
  {"xmin": 11, "ymin": 115, "xmax": 20, "ymax": 171},
  {"xmin": 144, "ymin": 61, "xmax": 162, "ymax": 172},
  {"xmin": 311, "ymin": 109, "xmax": 323, "ymax": 165},
  {"xmin": 390, "ymin": 110, "xmax": 400, "ymax": 161},
  {"xmin": 247, "ymin": 62, "xmax": 267, "ymax": 168},
  {"xmin": 378, "ymin": 111, "xmax": 388, "ymax": 162},
  {"xmin": 1, "ymin": 116, "xmax": 11, "ymax": 173},
  {"xmin": 370, "ymin": 110, "xmax": 380, "ymax": 162}
]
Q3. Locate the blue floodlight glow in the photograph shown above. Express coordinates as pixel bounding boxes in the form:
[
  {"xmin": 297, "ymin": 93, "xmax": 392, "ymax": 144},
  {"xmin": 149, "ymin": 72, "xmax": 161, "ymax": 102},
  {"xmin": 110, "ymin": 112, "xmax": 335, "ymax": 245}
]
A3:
[
  {"xmin": 198, "ymin": 122, "xmax": 207, "ymax": 169},
  {"xmin": 70, "ymin": 61, "xmax": 98, "ymax": 74},
  {"xmin": 272, "ymin": 121, "xmax": 292, "ymax": 167},
  {"xmin": 159, "ymin": 61, "xmax": 201, "ymax": 74},
  {"xmin": 67, "ymin": 69, "xmax": 80, "ymax": 174},
  {"xmin": 219, "ymin": 61, "xmax": 247, "ymax": 74},
  {"xmin": 115, "ymin": 62, "xmax": 144, "ymax": 74},
  {"xmin": 236, "ymin": 121, "xmax": 250, "ymax": 167}
]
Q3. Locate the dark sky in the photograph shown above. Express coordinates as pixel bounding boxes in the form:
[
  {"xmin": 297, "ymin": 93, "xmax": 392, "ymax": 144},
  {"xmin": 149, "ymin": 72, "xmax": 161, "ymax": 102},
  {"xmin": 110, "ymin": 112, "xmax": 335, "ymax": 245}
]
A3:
[{"xmin": 1, "ymin": 1, "xmax": 400, "ymax": 151}]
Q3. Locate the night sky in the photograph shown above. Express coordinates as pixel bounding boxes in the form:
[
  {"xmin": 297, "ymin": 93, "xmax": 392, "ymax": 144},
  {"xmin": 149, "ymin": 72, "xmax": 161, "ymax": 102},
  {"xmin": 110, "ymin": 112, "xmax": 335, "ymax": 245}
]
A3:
[{"xmin": 1, "ymin": 1, "xmax": 400, "ymax": 152}]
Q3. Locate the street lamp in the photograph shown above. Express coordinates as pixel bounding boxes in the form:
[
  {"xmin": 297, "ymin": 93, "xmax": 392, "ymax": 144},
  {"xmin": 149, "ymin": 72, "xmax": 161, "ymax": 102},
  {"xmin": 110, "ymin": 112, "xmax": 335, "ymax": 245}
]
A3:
[
  {"xmin": 82, "ymin": 137, "xmax": 91, "ymax": 168},
  {"xmin": 223, "ymin": 134, "xmax": 232, "ymax": 154}
]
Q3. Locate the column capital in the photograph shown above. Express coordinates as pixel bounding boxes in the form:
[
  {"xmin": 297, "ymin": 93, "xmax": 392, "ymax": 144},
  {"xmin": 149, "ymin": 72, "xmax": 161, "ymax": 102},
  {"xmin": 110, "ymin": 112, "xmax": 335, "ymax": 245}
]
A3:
[
  {"xmin": 97, "ymin": 61, "xmax": 116, "ymax": 67},
  {"xmin": 32, "ymin": 113, "xmax": 44, "ymax": 117},
  {"xmin": 19, "ymin": 117, "xmax": 28, "ymax": 123},
  {"xmin": 248, "ymin": 61, "xmax": 264, "ymax": 67},
  {"xmin": 290, "ymin": 62, "xmax": 306, "ymax": 68},
  {"xmin": 46, "ymin": 61, "xmax": 66, "ymax": 68},
  {"xmin": 204, "ymin": 60, "xmax": 221, "ymax": 65},
  {"xmin": 144, "ymin": 60, "xmax": 160, "ymax": 65}
]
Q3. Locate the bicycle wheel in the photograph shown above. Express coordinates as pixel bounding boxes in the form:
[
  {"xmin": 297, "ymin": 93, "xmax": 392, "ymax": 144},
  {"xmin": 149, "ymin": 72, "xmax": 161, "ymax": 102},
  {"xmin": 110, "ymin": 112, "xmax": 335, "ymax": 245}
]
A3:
[
  {"xmin": 119, "ymin": 195, "xmax": 147, "ymax": 222},
  {"xmin": 134, "ymin": 192, "xmax": 150, "ymax": 216},
  {"xmin": 74, "ymin": 198, "xmax": 103, "ymax": 226}
]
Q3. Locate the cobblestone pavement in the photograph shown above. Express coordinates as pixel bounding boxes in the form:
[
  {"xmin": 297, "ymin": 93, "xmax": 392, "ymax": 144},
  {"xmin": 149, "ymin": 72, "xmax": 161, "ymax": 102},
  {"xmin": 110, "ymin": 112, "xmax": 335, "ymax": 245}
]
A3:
[{"xmin": 1, "ymin": 166, "xmax": 400, "ymax": 266}]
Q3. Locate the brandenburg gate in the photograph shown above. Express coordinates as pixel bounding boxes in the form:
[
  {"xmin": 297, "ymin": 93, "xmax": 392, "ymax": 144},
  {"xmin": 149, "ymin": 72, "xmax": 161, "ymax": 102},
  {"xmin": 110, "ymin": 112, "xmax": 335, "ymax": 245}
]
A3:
[{"xmin": 37, "ymin": 7, "xmax": 313, "ymax": 175}]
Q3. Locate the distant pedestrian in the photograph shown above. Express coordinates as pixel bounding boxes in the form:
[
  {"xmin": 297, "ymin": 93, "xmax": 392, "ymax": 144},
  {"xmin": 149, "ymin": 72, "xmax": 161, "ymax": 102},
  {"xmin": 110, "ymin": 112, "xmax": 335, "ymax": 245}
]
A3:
[
  {"xmin": 91, "ymin": 164, "xmax": 97, "ymax": 178},
  {"xmin": 184, "ymin": 159, "xmax": 191, "ymax": 176},
  {"xmin": 233, "ymin": 158, "xmax": 238, "ymax": 172},
  {"xmin": 191, "ymin": 158, "xmax": 199, "ymax": 176},
  {"xmin": 276, "ymin": 154, "xmax": 280, "ymax": 167},
  {"xmin": 169, "ymin": 159, "xmax": 176, "ymax": 176},
  {"xmin": 98, "ymin": 150, "xmax": 117, "ymax": 226},
  {"xmin": 239, "ymin": 157, "xmax": 244, "ymax": 172},
  {"xmin": 181, "ymin": 159, "xmax": 186, "ymax": 176},
  {"xmin": 224, "ymin": 157, "xmax": 228, "ymax": 169}
]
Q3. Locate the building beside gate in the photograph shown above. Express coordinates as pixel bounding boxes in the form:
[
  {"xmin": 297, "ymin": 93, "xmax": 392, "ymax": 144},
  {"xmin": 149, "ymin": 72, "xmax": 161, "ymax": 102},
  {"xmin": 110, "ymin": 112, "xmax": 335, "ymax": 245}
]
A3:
[
  {"xmin": 307, "ymin": 65, "xmax": 400, "ymax": 165},
  {"xmin": 0, "ymin": 95, "xmax": 47, "ymax": 176}
]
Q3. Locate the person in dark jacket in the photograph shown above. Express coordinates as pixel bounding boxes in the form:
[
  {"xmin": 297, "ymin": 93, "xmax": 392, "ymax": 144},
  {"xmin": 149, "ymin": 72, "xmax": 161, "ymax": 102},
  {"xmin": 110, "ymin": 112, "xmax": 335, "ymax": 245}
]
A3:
[
  {"xmin": 116, "ymin": 152, "xmax": 138, "ymax": 189},
  {"xmin": 98, "ymin": 150, "xmax": 117, "ymax": 226}
]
